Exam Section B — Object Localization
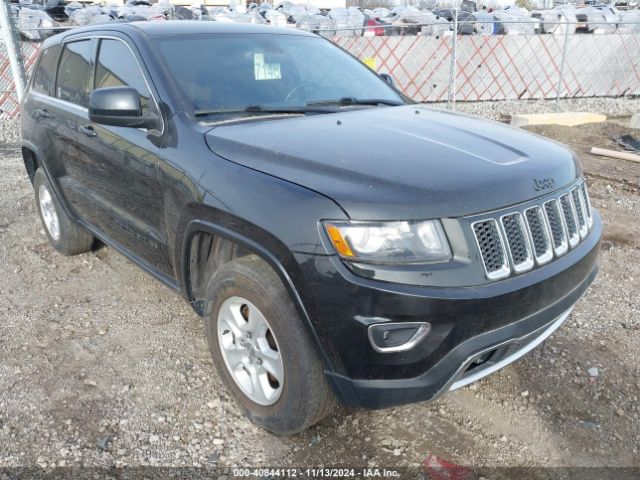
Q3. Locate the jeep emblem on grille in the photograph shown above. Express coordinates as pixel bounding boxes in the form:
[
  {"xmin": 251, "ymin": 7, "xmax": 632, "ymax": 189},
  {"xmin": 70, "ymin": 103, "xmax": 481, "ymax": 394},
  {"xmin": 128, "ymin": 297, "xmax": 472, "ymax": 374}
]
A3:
[{"xmin": 533, "ymin": 177, "xmax": 556, "ymax": 192}]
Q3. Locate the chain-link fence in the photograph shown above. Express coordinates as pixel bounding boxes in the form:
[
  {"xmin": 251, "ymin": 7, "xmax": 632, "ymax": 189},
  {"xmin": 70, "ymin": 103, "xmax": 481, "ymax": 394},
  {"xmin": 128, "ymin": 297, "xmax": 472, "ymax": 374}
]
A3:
[
  {"xmin": 1, "ymin": 16, "xmax": 639, "ymax": 118},
  {"xmin": 0, "ymin": 39, "xmax": 38, "ymax": 118},
  {"xmin": 332, "ymin": 20, "xmax": 640, "ymax": 105}
]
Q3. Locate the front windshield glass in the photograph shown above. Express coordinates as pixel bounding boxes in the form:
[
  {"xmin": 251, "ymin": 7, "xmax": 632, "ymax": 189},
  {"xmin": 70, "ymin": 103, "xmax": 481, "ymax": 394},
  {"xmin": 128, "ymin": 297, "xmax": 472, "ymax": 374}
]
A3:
[{"xmin": 155, "ymin": 33, "xmax": 404, "ymax": 116}]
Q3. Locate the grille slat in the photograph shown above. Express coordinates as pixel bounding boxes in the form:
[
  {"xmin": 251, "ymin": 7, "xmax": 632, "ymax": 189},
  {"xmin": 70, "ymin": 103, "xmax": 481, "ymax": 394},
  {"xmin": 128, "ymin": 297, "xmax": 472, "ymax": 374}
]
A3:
[
  {"xmin": 571, "ymin": 188, "xmax": 586, "ymax": 228},
  {"xmin": 472, "ymin": 220, "xmax": 509, "ymax": 280},
  {"xmin": 579, "ymin": 181, "xmax": 593, "ymax": 227},
  {"xmin": 571, "ymin": 187, "xmax": 589, "ymax": 239},
  {"xmin": 525, "ymin": 207, "xmax": 553, "ymax": 264},
  {"xmin": 543, "ymin": 199, "xmax": 568, "ymax": 256},
  {"xmin": 472, "ymin": 181, "xmax": 593, "ymax": 281},
  {"xmin": 560, "ymin": 193, "xmax": 580, "ymax": 247},
  {"xmin": 501, "ymin": 213, "xmax": 533, "ymax": 272}
]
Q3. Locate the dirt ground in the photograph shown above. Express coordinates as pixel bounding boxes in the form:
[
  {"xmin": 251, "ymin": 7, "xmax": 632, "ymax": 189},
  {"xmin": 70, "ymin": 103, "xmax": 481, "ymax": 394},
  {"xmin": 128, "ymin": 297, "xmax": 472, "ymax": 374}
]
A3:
[{"xmin": 0, "ymin": 120, "xmax": 639, "ymax": 475}]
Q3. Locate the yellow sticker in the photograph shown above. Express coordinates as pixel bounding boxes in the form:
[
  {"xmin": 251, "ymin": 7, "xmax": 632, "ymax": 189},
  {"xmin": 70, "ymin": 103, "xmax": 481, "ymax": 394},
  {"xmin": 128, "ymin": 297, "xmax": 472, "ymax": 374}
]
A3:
[{"xmin": 362, "ymin": 57, "xmax": 377, "ymax": 70}]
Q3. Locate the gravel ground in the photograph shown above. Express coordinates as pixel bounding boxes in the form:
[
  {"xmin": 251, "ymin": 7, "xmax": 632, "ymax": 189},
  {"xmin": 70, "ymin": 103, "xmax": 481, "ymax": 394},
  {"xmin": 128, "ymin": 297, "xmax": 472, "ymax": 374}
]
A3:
[
  {"xmin": 0, "ymin": 117, "xmax": 639, "ymax": 475},
  {"xmin": 0, "ymin": 118, "xmax": 21, "ymax": 146}
]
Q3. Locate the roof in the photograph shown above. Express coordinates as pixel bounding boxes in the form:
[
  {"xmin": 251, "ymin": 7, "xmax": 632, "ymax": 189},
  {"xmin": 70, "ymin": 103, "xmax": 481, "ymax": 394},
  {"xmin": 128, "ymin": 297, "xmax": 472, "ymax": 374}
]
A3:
[
  {"xmin": 43, "ymin": 20, "xmax": 316, "ymax": 47},
  {"xmin": 126, "ymin": 20, "xmax": 315, "ymax": 37}
]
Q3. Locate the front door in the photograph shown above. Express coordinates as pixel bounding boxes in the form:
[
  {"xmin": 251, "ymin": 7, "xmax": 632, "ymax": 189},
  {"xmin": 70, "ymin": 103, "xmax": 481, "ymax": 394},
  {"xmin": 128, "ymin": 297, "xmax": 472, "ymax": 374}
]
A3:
[{"xmin": 73, "ymin": 36, "xmax": 172, "ymax": 276}]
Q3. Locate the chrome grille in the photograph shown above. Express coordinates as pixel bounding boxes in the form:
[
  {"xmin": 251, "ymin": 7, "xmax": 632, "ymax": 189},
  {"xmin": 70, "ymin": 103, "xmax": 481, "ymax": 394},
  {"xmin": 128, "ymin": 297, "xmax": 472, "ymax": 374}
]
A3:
[
  {"xmin": 560, "ymin": 193, "xmax": 580, "ymax": 247},
  {"xmin": 571, "ymin": 188, "xmax": 586, "ymax": 228},
  {"xmin": 471, "ymin": 180, "xmax": 593, "ymax": 280},
  {"xmin": 525, "ymin": 207, "xmax": 553, "ymax": 264},
  {"xmin": 472, "ymin": 219, "xmax": 509, "ymax": 280},
  {"xmin": 501, "ymin": 213, "xmax": 533, "ymax": 272},
  {"xmin": 543, "ymin": 199, "xmax": 569, "ymax": 256},
  {"xmin": 580, "ymin": 182, "xmax": 593, "ymax": 227},
  {"xmin": 572, "ymin": 187, "xmax": 589, "ymax": 239}
]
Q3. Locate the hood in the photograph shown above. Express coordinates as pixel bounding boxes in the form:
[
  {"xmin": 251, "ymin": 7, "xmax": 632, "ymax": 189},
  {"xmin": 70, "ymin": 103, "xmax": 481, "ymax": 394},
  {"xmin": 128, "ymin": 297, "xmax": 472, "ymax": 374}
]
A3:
[{"xmin": 205, "ymin": 105, "xmax": 580, "ymax": 220}]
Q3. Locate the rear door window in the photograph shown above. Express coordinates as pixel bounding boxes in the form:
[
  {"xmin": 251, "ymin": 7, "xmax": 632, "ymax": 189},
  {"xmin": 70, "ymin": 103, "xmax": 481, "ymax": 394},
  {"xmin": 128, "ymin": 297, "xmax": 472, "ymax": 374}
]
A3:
[
  {"xmin": 55, "ymin": 40, "xmax": 92, "ymax": 107},
  {"xmin": 32, "ymin": 45, "xmax": 61, "ymax": 96},
  {"xmin": 94, "ymin": 39, "xmax": 151, "ymax": 113}
]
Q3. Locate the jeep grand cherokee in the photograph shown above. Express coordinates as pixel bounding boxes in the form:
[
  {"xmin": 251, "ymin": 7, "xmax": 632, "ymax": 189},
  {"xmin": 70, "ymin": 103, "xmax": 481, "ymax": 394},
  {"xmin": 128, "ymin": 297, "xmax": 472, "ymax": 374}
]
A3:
[{"xmin": 21, "ymin": 21, "xmax": 601, "ymax": 434}]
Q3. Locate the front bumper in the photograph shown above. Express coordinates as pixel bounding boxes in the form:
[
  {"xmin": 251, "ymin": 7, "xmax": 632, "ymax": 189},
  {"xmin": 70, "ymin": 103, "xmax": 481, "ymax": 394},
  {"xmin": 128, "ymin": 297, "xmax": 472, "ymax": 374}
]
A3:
[{"xmin": 294, "ymin": 212, "xmax": 601, "ymax": 409}]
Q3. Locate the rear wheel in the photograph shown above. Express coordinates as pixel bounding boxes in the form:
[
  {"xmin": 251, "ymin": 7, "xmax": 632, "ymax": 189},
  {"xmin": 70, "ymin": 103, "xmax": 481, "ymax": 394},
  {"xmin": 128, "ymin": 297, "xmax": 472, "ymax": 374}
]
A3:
[
  {"xmin": 34, "ymin": 169, "xmax": 94, "ymax": 256},
  {"xmin": 204, "ymin": 255, "xmax": 337, "ymax": 434}
]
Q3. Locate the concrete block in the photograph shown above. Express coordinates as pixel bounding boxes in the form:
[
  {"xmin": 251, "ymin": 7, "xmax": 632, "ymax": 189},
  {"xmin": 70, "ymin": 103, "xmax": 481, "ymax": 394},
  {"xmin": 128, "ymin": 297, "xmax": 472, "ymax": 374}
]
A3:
[
  {"xmin": 511, "ymin": 112, "xmax": 607, "ymax": 128},
  {"xmin": 631, "ymin": 113, "xmax": 640, "ymax": 129}
]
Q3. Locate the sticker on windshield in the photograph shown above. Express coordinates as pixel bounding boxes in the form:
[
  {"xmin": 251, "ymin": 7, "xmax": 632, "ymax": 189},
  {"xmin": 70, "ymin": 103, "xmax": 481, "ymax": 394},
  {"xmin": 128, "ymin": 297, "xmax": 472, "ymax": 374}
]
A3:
[{"xmin": 254, "ymin": 53, "xmax": 281, "ymax": 81}]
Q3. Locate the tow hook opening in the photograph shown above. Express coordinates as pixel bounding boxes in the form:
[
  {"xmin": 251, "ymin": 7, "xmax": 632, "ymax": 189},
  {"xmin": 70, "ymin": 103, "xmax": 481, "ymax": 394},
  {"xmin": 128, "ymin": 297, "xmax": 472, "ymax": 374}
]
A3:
[{"xmin": 464, "ymin": 348, "xmax": 499, "ymax": 373}]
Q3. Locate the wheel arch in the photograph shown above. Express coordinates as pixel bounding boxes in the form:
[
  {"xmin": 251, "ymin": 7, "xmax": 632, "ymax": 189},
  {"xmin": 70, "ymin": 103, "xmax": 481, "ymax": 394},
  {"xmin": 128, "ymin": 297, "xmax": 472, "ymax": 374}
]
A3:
[
  {"xmin": 175, "ymin": 204, "xmax": 336, "ymax": 373},
  {"xmin": 21, "ymin": 144, "xmax": 40, "ymax": 184}
]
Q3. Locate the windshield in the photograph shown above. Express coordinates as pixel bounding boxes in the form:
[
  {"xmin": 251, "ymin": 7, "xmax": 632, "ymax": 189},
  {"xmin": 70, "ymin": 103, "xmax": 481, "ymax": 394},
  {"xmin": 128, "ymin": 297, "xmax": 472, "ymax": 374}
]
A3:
[{"xmin": 154, "ymin": 33, "xmax": 405, "ymax": 117}]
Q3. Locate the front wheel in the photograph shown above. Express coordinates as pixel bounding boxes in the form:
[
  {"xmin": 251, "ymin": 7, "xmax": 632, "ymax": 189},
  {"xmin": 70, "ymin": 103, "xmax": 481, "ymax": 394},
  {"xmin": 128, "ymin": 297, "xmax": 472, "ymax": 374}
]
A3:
[{"xmin": 204, "ymin": 255, "xmax": 337, "ymax": 434}]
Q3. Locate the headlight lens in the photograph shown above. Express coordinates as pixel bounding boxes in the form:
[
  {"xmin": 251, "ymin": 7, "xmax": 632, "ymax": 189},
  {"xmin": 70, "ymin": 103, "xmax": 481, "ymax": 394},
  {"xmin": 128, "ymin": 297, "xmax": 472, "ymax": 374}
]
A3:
[{"xmin": 324, "ymin": 220, "xmax": 451, "ymax": 264}]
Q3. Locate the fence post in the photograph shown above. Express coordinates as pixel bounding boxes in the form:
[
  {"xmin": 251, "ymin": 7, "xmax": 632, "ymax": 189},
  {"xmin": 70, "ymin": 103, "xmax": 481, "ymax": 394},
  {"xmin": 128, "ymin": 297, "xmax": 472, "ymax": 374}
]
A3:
[
  {"xmin": 447, "ymin": 8, "xmax": 458, "ymax": 110},
  {"xmin": 0, "ymin": 0, "xmax": 27, "ymax": 102},
  {"xmin": 554, "ymin": 13, "xmax": 570, "ymax": 113}
]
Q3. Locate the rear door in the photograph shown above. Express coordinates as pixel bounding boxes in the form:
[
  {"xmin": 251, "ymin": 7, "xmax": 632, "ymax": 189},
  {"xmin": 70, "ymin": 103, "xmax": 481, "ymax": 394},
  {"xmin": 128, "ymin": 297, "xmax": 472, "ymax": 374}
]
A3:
[
  {"xmin": 76, "ymin": 36, "xmax": 172, "ymax": 276},
  {"xmin": 22, "ymin": 43, "xmax": 62, "ymax": 179},
  {"xmin": 42, "ymin": 38, "xmax": 95, "ymax": 218}
]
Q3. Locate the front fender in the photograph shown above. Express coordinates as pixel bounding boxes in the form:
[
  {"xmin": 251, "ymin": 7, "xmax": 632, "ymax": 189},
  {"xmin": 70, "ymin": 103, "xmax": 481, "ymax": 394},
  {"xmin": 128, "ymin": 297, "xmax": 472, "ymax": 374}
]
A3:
[{"xmin": 174, "ymin": 205, "xmax": 343, "ymax": 374}]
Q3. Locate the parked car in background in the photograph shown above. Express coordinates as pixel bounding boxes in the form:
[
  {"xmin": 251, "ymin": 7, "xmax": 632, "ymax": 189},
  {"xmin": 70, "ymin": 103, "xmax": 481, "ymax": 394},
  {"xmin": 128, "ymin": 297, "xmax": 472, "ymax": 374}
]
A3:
[
  {"xmin": 22, "ymin": 21, "xmax": 600, "ymax": 435},
  {"xmin": 534, "ymin": 7, "xmax": 578, "ymax": 35},
  {"xmin": 467, "ymin": 12, "xmax": 498, "ymax": 34},
  {"xmin": 433, "ymin": 8, "xmax": 475, "ymax": 34},
  {"xmin": 363, "ymin": 14, "xmax": 387, "ymax": 36},
  {"xmin": 14, "ymin": 0, "xmax": 640, "ymax": 41},
  {"xmin": 575, "ymin": 6, "xmax": 617, "ymax": 33},
  {"xmin": 616, "ymin": 8, "xmax": 640, "ymax": 31}
]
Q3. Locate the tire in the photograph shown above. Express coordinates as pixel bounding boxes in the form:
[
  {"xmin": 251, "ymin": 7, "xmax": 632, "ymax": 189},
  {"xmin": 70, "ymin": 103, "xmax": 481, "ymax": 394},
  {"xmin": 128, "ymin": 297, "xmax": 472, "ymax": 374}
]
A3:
[
  {"xmin": 204, "ymin": 255, "xmax": 337, "ymax": 434},
  {"xmin": 33, "ymin": 169, "xmax": 94, "ymax": 256}
]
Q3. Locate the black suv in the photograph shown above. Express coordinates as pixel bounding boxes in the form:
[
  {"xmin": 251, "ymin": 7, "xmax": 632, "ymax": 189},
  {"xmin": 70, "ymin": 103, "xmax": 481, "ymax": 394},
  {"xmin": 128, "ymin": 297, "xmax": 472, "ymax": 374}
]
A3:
[{"xmin": 21, "ymin": 21, "xmax": 601, "ymax": 434}]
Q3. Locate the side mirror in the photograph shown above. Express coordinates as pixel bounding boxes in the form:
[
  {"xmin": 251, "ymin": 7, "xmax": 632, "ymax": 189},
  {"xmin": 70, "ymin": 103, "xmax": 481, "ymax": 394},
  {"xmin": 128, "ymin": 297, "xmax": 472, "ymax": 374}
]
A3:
[
  {"xmin": 380, "ymin": 73, "xmax": 395, "ymax": 88},
  {"xmin": 89, "ymin": 87, "xmax": 157, "ymax": 129}
]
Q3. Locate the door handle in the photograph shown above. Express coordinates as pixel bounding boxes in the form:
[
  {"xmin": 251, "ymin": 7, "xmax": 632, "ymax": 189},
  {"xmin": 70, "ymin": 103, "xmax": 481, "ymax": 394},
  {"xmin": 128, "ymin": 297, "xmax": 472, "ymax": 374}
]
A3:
[
  {"xmin": 79, "ymin": 125, "xmax": 97, "ymax": 138},
  {"xmin": 35, "ymin": 108, "xmax": 50, "ymax": 119}
]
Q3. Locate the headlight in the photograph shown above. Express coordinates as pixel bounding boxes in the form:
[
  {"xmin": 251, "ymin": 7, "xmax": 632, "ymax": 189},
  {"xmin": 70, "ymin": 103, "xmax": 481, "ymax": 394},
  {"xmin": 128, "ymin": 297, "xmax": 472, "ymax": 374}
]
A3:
[{"xmin": 324, "ymin": 220, "xmax": 451, "ymax": 264}]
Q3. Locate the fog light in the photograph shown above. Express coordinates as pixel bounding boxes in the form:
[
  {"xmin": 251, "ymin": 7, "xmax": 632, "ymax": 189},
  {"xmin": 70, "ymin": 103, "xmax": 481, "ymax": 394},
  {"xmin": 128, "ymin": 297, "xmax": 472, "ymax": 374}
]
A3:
[{"xmin": 368, "ymin": 322, "xmax": 431, "ymax": 353}]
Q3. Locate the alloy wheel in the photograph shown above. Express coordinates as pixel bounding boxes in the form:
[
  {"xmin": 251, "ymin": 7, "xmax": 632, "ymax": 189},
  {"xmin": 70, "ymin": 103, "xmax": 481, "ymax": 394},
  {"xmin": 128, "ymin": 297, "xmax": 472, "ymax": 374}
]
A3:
[{"xmin": 217, "ymin": 296, "xmax": 284, "ymax": 406}]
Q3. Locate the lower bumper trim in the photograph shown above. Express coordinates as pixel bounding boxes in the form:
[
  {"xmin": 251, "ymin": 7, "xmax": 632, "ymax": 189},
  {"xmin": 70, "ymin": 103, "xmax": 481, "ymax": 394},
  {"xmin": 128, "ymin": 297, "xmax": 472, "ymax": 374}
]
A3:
[{"xmin": 448, "ymin": 307, "xmax": 572, "ymax": 391}]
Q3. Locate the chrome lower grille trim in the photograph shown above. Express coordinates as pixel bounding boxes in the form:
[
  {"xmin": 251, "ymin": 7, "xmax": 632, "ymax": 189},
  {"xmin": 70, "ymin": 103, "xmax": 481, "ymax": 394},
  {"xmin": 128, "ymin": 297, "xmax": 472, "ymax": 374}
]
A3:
[{"xmin": 449, "ymin": 308, "xmax": 573, "ymax": 391}]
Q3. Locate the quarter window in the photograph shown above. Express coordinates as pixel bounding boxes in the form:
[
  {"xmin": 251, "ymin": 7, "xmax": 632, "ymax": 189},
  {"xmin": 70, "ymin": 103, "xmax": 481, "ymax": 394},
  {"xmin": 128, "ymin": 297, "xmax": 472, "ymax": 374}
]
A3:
[
  {"xmin": 94, "ymin": 39, "xmax": 151, "ymax": 113},
  {"xmin": 56, "ymin": 40, "xmax": 92, "ymax": 107},
  {"xmin": 32, "ymin": 45, "xmax": 61, "ymax": 95}
]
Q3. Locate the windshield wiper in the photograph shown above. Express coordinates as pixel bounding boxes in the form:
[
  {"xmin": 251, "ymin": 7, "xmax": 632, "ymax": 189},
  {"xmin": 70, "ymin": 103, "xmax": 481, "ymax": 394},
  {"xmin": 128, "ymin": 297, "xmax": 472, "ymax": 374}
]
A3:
[
  {"xmin": 194, "ymin": 105, "xmax": 336, "ymax": 117},
  {"xmin": 306, "ymin": 97, "xmax": 405, "ymax": 107},
  {"xmin": 245, "ymin": 105, "xmax": 338, "ymax": 114},
  {"xmin": 194, "ymin": 100, "xmax": 402, "ymax": 117}
]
